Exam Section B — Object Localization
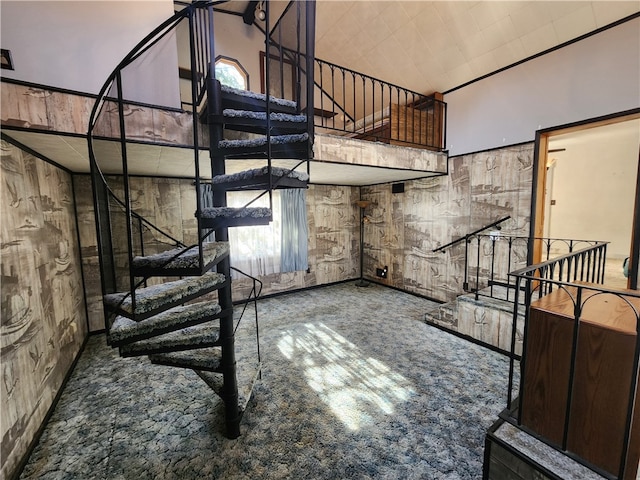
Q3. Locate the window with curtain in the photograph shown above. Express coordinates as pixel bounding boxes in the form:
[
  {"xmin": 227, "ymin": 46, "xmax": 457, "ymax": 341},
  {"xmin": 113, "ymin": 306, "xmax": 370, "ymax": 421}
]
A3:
[
  {"xmin": 280, "ymin": 188, "xmax": 308, "ymax": 272},
  {"xmin": 200, "ymin": 185, "xmax": 308, "ymax": 279},
  {"xmin": 228, "ymin": 190, "xmax": 281, "ymax": 278}
]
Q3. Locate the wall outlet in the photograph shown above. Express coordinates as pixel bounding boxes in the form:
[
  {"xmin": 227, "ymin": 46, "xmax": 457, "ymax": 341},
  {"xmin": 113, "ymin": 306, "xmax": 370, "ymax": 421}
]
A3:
[{"xmin": 376, "ymin": 266, "xmax": 388, "ymax": 278}]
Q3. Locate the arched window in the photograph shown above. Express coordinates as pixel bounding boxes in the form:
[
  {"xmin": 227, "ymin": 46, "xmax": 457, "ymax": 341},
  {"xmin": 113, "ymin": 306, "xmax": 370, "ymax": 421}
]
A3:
[{"xmin": 215, "ymin": 56, "xmax": 249, "ymax": 90}]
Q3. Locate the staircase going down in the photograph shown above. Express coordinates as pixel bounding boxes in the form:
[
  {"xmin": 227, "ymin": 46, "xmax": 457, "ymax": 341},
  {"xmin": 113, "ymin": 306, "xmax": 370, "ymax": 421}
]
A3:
[{"xmin": 87, "ymin": 2, "xmax": 315, "ymax": 439}]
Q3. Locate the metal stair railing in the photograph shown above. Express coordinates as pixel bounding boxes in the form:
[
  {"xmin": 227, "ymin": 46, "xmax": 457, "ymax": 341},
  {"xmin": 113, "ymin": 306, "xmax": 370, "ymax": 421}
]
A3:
[
  {"xmin": 230, "ymin": 266, "xmax": 263, "ymax": 377},
  {"xmin": 506, "ymin": 243, "xmax": 635, "ymax": 480},
  {"xmin": 269, "ymin": 42, "xmax": 445, "ymax": 152},
  {"xmin": 87, "ymin": 3, "xmax": 218, "ymax": 319},
  {"xmin": 432, "ymin": 216, "xmax": 511, "ymax": 295},
  {"xmin": 264, "ymin": 1, "xmax": 316, "ymax": 178},
  {"xmin": 467, "ymin": 235, "xmax": 608, "ymax": 301},
  {"xmin": 86, "ymin": 0, "xmax": 315, "ymax": 441}
]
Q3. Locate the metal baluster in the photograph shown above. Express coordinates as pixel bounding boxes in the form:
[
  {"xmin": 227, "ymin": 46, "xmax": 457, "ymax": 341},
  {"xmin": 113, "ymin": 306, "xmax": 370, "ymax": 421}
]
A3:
[
  {"xmin": 506, "ymin": 237, "xmax": 513, "ymax": 302},
  {"xmin": 341, "ymin": 67, "xmax": 345, "ymax": 131},
  {"xmin": 331, "ymin": 66, "xmax": 339, "ymax": 131},
  {"xmin": 490, "ymin": 236, "xmax": 496, "ymax": 298},
  {"xmin": 319, "ymin": 62, "xmax": 324, "ymax": 127},
  {"xmin": 562, "ymin": 287, "xmax": 583, "ymax": 451},
  {"xmin": 475, "ymin": 236, "xmax": 481, "ymax": 300}
]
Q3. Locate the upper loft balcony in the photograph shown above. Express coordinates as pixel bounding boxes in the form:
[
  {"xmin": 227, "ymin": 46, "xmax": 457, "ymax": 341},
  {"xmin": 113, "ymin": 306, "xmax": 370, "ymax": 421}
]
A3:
[
  {"xmin": 0, "ymin": 0, "xmax": 448, "ymax": 187},
  {"xmin": 1, "ymin": 61, "xmax": 448, "ymax": 186}
]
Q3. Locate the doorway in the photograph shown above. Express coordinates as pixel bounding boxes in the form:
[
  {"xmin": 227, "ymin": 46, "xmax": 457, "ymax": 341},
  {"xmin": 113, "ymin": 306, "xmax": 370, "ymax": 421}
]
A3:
[{"xmin": 531, "ymin": 111, "xmax": 640, "ymax": 290}]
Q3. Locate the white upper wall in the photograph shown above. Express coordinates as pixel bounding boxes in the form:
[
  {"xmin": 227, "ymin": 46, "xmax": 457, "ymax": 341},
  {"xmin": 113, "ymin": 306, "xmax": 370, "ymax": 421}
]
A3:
[
  {"xmin": 546, "ymin": 120, "xmax": 639, "ymax": 257},
  {"xmin": 444, "ymin": 17, "xmax": 640, "ymax": 156},
  {"xmin": 175, "ymin": 10, "xmax": 266, "ymax": 103},
  {"xmin": 213, "ymin": 13, "xmax": 266, "ymax": 92},
  {"xmin": 1, "ymin": 0, "xmax": 179, "ymax": 106}
]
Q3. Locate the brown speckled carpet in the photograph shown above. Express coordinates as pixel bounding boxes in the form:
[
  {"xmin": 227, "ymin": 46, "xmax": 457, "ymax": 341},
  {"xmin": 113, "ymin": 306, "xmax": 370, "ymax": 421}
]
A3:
[{"xmin": 19, "ymin": 281, "xmax": 514, "ymax": 479}]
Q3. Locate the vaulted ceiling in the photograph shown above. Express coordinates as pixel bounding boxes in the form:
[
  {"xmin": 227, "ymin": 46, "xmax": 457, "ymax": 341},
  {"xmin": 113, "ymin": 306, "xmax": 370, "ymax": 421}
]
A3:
[
  {"xmin": 218, "ymin": 1, "xmax": 639, "ymax": 94},
  {"xmin": 312, "ymin": 1, "xmax": 639, "ymax": 95}
]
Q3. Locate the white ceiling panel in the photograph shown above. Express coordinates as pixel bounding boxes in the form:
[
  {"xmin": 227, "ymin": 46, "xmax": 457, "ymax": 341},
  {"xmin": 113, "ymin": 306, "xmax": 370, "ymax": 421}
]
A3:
[
  {"xmin": 315, "ymin": 1, "xmax": 639, "ymax": 95},
  {"xmin": 2, "ymin": 130, "xmax": 440, "ymax": 186}
]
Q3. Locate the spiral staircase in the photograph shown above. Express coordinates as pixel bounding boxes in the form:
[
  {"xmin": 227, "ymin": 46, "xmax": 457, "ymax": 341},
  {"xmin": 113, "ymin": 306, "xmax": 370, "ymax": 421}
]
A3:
[{"xmin": 87, "ymin": 1, "xmax": 315, "ymax": 438}]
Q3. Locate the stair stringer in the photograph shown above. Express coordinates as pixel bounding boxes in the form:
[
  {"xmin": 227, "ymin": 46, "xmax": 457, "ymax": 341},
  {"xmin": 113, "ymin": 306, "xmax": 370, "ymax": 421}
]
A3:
[
  {"xmin": 207, "ymin": 75, "xmax": 241, "ymax": 439},
  {"xmin": 200, "ymin": 69, "xmax": 313, "ymax": 437}
]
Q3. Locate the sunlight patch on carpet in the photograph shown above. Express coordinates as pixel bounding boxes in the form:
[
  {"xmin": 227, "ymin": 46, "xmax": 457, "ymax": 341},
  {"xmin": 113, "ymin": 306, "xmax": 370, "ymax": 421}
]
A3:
[{"xmin": 277, "ymin": 322, "xmax": 416, "ymax": 431}]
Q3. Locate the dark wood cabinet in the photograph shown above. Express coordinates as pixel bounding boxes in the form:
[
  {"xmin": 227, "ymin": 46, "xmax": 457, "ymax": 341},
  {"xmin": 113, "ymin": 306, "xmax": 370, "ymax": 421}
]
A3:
[{"xmin": 521, "ymin": 286, "xmax": 640, "ymax": 479}]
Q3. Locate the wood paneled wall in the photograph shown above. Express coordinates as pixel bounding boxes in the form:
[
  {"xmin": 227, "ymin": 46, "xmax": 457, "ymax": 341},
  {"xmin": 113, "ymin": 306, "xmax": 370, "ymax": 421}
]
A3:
[
  {"xmin": 1, "ymin": 81, "xmax": 204, "ymax": 147},
  {"xmin": 361, "ymin": 143, "xmax": 534, "ymax": 302},
  {"xmin": 73, "ymin": 178, "xmax": 361, "ymax": 331},
  {"xmin": 1, "ymin": 141, "xmax": 88, "ymax": 480}
]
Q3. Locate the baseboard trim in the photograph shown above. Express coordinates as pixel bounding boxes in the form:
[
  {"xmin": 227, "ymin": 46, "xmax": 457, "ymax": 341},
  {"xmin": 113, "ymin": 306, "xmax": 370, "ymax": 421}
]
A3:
[{"xmin": 233, "ymin": 277, "xmax": 358, "ymax": 305}]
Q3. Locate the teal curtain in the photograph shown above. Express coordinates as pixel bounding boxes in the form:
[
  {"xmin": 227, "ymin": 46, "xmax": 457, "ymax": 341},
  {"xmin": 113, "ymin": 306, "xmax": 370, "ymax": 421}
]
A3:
[
  {"xmin": 280, "ymin": 189, "xmax": 308, "ymax": 272},
  {"xmin": 200, "ymin": 183, "xmax": 214, "ymax": 243}
]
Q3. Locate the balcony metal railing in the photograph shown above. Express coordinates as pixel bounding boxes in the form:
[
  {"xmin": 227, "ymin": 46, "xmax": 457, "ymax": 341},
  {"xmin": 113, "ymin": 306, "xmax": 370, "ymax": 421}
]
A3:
[
  {"xmin": 263, "ymin": 44, "xmax": 446, "ymax": 151},
  {"xmin": 505, "ymin": 244, "xmax": 639, "ymax": 480},
  {"xmin": 466, "ymin": 235, "xmax": 608, "ymax": 301},
  {"xmin": 313, "ymin": 57, "xmax": 446, "ymax": 151}
]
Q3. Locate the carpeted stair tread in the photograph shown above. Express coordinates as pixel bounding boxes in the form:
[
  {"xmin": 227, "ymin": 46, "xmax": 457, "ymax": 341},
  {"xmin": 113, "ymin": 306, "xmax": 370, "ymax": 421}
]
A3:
[
  {"xmin": 194, "ymin": 369, "xmax": 223, "ymax": 393},
  {"xmin": 200, "ymin": 206, "xmax": 271, "ymax": 220},
  {"xmin": 119, "ymin": 322, "xmax": 221, "ymax": 356},
  {"xmin": 103, "ymin": 272, "xmax": 226, "ymax": 318},
  {"xmin": 195, "ymin": 362, "xmax": 261, "ymax": 412},
  {"xmin": 223, "ymin": 109, "xmax": 306, "ymax": 123},
  {"xmin": 210, "ymin": 166, "xmax": 309, "ymax": 185},
  {"xmin": 221, "ymin": 84, "xmax": 297, "ymax": 109},
  {"xmin": 109, "ymin": 302, "xmax": 222, "ymax": 345},
  {"xmin": 149, "ymin": 347, "xmax": 222, "ymax": 371},
  {"xmin": 132, "ymin": 242, "xmax": 229, "ymax": 272},
  {"xmin": 218, "ymin": 132, "xmax": 308, "ymax": 149}
]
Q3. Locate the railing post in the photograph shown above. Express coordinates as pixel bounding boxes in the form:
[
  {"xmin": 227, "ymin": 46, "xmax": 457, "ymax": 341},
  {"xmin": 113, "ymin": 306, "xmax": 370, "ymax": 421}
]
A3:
[
  {"xmin": 189, "ymin": 7, "xmax": 204, "ymax": 268},
  {"xmin": 463, "ymin": 238, "xmax": 470, "ymax": 291},
  {"xmin": 507, "ymin": 274, "xmax": 521, "ymax": 409},
  {"xmin": 618, "ymin": 306, "xmax": 640, "ymax": 479},
  {"xmin": 115, "ymin": 71, "xmax": 136, "ymax": 316},
  {"xmin": 562, "ymin": 287, "xmax": 583, "ymax": 451},
  {"xmin": 506, "ymin": 237, "xmax": 514, "ymax": 302},
  {"xmin": 601, "ymin": 243, "xmax": 608, "ymax": 284},
  {"xmin": 517, "ymin": 275, "xmax": 533, "ymax": 425},
  {"xmin": 475, "ymin": 236, "xmax": 481, "ymax": 300},
  {"xmin": 490, "ymin": 235, "xmax": 496, "ymax": 298}
]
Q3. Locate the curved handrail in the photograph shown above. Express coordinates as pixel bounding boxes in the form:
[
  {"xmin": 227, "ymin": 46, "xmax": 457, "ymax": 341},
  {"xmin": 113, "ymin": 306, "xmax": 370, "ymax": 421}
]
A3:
[
  {"xmin": 87, "ymin": 0, "xmax": 312, "ymax": 313},
  {"xmin": 87, "ymin": 2, "xmax": 219, "ymax": 321}
]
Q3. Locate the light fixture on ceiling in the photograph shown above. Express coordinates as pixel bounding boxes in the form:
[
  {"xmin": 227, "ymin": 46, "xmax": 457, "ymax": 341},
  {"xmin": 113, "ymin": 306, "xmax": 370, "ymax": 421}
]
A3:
[{"xmin": 255, "ymin": 1, "xmax": 266, "ymax": 21}]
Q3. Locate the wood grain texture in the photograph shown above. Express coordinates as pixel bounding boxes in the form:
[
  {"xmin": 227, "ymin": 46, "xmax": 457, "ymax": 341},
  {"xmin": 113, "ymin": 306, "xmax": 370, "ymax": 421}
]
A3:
[
  {"xmin": 1, "ymin": 141, "xmax": 88, "ymax": 480},
  {"xmin": 1, "ymin": 83, "xmax": 200, "ymax": 147},
  {"xmin": 390, "ymin": 103, "xmax": 441, "ymax": 150},
  {"xmin": 362, "ymin": 143, "xmax": 534, "ymax": 304},
  {"xmin": 521, "ymin": 287, "xmax": 640, "ymax": 478},
  {"xmin": 520, "ymin": 306, "xmax": 574, "ymax": 445}
]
